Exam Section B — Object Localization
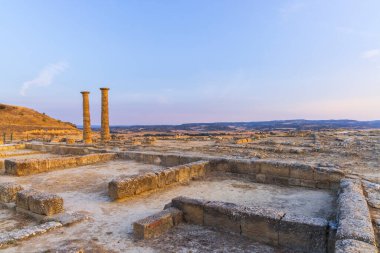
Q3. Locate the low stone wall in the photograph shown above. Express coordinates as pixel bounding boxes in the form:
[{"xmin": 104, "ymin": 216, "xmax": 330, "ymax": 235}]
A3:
[
  {"xmin": 117, "ymin": 151, "xmax": 203, "ymax": 167},
  {"xmin": 133, "ymin": 207, "xmax": 183, "ymax": 239},
  {"xmin": 4, "ymin": 153, "xmax": 116, "ymax": 176},
  {"xmin": 16, "ymin": 189, "xmax": 64, "ymax": 216},
  {"xmin": 118, "ymin": 151, "xmax": 344, "ymax": 190},
  {"xmin": 208, "ymin": 158, "xmax": 344, "ymax": 190},
  {"xmin": 335, "ymin": 179, "xmax": 376, "ymax": 252},
  {"xmin": 25, "ymin": 143, "xmax": 105, "ymax": 155},
  {"xmin": 0, "ymin": 182, "xmax": 24, "ymax": 203},
  {"xmin": 108, "ymin": 161, "xmax": 208, "ymax": 200},
  {"xmin": 0, "ymin": 144, "xmax": 26, "ymax": 151},
  {"xmin": 170, "ymin": 196, "xmax": 329, "ymax": 253}
]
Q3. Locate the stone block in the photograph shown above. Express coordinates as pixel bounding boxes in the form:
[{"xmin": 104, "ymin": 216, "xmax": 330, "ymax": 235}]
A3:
[
  {"xmin": 135, "ymin": 173, "xmax": 158, "ymax": 194},
  {"xmin": 16, "ymin": 189, "xmax": 37, "ymax": 210},
  {"xmin": 203, "ymin": 201, "xmax": 242, "ymax": 234},
  {"xmin": 208, "ymin": 159, "xmax": 230, "ymax": 172},
  {"xmin": 336, "ymin": 217, "xmax": 375, "ymax": 245},
  {"xmin": 188, "ymin": 161, "xmax": 208, "ymax": 179},
  {"xmin": 278, "ymin": 214, "xmax": 328, "ymax": 253},
  {"xmin": 229, "ymin": 159, "xmax": 260, "ymax": 175},
  {"xmin": 133, "ymin": 207, "xmax": 183, "ymax": 239},
  {"xmin": 0, "ymin": 182, "xmax": 24, "ymax": 203},
  {"xmin": 315, "ymin": 167, "xmax": 345, "ymax": 183},
  {"xmin": 173, "ymin": 165, "xmax": 191, "ymax": 183},
  {"xmin": 335, "ymin": 239, "xmax": 377, "ymax": 253},
  {"xmin": 241, "ymin": 206, "xmax": 284, "ymax": 245},
  {"xmin": 28, "ymin": 192, "xmax": 64, "ymax": 216},
  {"xmin": 163, "ymin": 168, "xmax": 177, "ymax": 185},
  {"xmin": 259, "ymin": 161, "xmax": 290, "ymax": 178},
  {"xmin": 108, "ymin": 176, "xmax": 137, "ymax": 200},
  {"xmin": 171, "ymin": 196, "xmax": 206, "ymax": 225},
  {"xmin": 289, "ymin": 164, "xmax": 314, "ymax": 180},
  {"xmin": 336, "ymin": 179, "xmax": 375, "ymax": 246}
]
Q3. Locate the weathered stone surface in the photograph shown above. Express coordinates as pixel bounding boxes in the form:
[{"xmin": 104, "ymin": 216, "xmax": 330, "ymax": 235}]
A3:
[
  {"xmin": 133, "ymin": 207, "xmax": 183, "ymax": 239},
  {"xmin": 5, "ymin": 153, "xmax": 116, "ymax": 176},
  {"xmin": 0, "ymin": 182, "xmax": 24, "ymax": 203},
  {"xmin": 258, "ymin": 161, "xmax": 290, "ymax": 178},
  {"xmin": 363, "ymin": 180, "xmax": 380, "ymax": 209},
  {"xmin": 109, "ymin": 162, "xmax": 208, "ymax": 200},
  {"xmin": 28, "ymin": 192, "xmax": 64, "ymax": 216},
  {"xmin": 187, "ymin": 161, "xmax": 208, "ymax": 179},
  {"xmin": 203, "ymin": 201, "xmax": 242, "ymax": 234},
  {"xmin": 336, "ymin": 179, "xmax": 375, "ymax": 245},
  {"xmin": 171, "ymin": 196, "xmax": 207, "ymax": 225},
  {"xmin": 288, "ymin": 163, "xmax": 314, "ymax": 180},
  {"xmin": 173, "ymin": 165, "xmax": 191, "ymax": 183},
  {"xmin": 0, "ymin": 221, "xmax": 62, "ymax": 249},
  {"xmin": 241, "ymin": 206, "xmax": 284, "ymax": 245},
  {"xmin": 16, "ymin": 189, "xmax": 37, "ymax": 210},
  {"xmin": 229, "ymin": 159, "xmax": 260, "ymax": 175},
  {"xmin": 278, "ymin": 213, "xmax": 328, "ymax": 253},
  {"xmin": 314, "ymin": 166, "xmax": 345, "ymax": 183},
  {"xmin": 335, "ymin": 239, "xmax": 378, "ymax": 253}
]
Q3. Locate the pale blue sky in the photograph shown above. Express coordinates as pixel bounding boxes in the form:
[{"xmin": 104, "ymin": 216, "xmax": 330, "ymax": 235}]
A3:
[{"xmin": 1, "ymin": 0, "xmax": 379, "ymax": 125}]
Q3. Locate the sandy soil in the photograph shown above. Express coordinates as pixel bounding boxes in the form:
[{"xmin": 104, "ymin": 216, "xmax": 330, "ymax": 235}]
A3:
[{"xmin": 0, "ymin": 207, "xmax": 38, "ymax": 233}]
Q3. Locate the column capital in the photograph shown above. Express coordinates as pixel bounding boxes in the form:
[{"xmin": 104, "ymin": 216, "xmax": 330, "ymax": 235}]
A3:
[
  {"xmin": 80, "ymin": 91, "xmax": 90, "ymax": 94},
  {"xmin": 100, "ymin": 87, "xmax": 110, "ymax": 91}
]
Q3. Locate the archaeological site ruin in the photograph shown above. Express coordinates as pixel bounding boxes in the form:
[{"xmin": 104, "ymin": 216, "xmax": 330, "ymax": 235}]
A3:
[{"xmin": 0, "ymin": 89, "xmax": 379, "ymax": 253}]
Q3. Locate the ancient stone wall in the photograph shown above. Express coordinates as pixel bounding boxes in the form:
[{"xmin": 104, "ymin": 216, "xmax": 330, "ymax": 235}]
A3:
[
  {"xmin": 133, "ymin": 207, "xmax": 183, "ymax": 239},
  {"xmin": 25, "ymin": 143, "xmax": 105, "ymax": 155},
  {"xmin": 207, "ymin": 158, "xmax": 344, "ymax": 190},
  {"xmin": 117, "ymin": 151, "xmax": 203, "ymax": 167},
  {"xmin": 5, "ymin": 153, "xmax": 116, "ymax": 176},
  {"xmin": 108, "ymin": 161, "xmax": 209, "ymax": 200},
  {"xmin": 334, "ymin": 179, "xmax": 377, "ymax": 252},
  {"xmin": 118, "ymin": 151, "xmax": 344, "ymax": 190},
  {"xmin": 170, "ymin": 196, "xmax": 329, "ymax": 253}
]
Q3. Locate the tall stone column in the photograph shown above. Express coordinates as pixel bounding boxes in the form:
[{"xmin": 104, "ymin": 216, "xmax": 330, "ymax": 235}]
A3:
[
  {"xmin": 100, "ymin": 87, "xmax": 111, "ymax": 142},
  {"xmin": 80, "ymin": 91, "xmax": 92, "ymax": 144}
]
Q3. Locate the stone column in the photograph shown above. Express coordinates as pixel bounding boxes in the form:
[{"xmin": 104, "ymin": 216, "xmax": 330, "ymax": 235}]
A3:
[
  {"xmin": 100, "ymin": 87, "xmax": 110, "ymax": 142},
  {"xmin": 80, "ymin": 91, "xmax": 92, "ymax": 144}
]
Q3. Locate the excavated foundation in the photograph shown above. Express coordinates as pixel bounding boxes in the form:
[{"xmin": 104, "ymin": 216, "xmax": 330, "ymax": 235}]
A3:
[{"xmin": 0, "ymin": 143, "xmax": 377, "ymax": 253}]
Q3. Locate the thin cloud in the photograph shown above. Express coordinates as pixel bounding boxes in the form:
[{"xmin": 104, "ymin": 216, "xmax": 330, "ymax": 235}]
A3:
[
  {"xmin": 361, "ymin": 49, "xmax": 380, "ymax": 59},
  {"xmin": 20, "ymin": 61, "xmax": 68, "ymax": 96}
]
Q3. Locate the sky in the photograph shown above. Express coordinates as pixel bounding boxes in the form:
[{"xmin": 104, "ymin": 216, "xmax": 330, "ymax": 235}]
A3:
[{"xmin": 0, "ymin": 0, "xmax": 380, "ymax": 125}]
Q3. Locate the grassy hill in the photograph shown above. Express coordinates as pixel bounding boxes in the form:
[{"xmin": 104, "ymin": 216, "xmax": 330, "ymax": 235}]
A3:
[{"xmin": 0, "ymin": 103, "xmax": 79, "ymax": 133}]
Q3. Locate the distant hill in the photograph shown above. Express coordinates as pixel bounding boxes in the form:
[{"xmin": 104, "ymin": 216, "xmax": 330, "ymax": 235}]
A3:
[
  {"xmin": 110, "ymin": 119, "xmax": 380, "ymax": 132},
  {"xmin": 0, "ymin": 103, "xmax": 79, "ymax": 133}
]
